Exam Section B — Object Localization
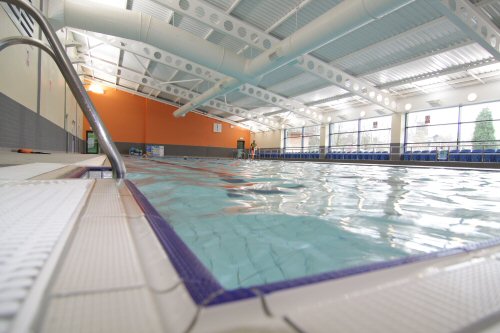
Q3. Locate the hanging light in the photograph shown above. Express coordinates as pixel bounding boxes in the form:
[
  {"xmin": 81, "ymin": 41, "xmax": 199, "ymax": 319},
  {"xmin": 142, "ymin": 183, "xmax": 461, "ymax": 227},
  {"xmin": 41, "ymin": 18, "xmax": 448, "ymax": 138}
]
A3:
[{"xmin": 88, "ymin": 83, "xmax": 104, "ymax": 94}]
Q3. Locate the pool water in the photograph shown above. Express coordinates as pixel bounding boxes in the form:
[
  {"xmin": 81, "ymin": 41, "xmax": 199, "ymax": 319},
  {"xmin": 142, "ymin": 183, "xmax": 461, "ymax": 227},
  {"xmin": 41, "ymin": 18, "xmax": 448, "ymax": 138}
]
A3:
[{"xmin": 126, "ymin": 157, "xmax": 500, "ymax": 290}]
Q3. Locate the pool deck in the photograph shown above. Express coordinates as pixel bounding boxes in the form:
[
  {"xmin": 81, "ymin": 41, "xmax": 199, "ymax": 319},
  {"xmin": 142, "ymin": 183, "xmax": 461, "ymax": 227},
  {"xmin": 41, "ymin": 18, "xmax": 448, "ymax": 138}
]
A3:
[{"xmin": 1, "ymin": 153, "xmax": 500, "ymax": 332}]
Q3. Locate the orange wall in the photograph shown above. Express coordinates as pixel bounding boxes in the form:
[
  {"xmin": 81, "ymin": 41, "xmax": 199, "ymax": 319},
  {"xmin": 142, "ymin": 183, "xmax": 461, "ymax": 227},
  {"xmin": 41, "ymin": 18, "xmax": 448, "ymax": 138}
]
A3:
[{"xmin": 84, "ymin": 88, "xmax": 251, "ymax": 148}]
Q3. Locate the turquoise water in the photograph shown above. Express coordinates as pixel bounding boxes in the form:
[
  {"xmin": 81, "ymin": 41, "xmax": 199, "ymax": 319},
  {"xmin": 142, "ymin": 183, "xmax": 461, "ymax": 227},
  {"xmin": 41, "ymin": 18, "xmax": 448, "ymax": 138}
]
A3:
[{"xmin": 126, "ymin": 157, "xmax": 500, "ymax": 289}]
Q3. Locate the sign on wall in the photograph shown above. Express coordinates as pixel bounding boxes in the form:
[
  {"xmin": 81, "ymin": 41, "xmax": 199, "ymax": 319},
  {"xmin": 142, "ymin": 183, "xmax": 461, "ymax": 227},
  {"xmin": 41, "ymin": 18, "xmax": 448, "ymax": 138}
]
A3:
[{"xmin": 213, "ymin": 123, "xmax": 222, "ymax": 133}]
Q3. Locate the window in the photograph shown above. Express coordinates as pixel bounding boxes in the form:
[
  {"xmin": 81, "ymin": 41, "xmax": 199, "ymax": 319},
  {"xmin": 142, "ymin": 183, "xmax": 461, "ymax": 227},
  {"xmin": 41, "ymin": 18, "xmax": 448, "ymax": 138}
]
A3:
[
  {"xmin": 405, "ymin": 107, "xmax": 459, "ymax": 149},
  {"xmin": 284, "ymin": 126, "xmax": 321, "ymax": 152},
  {"xmin": 302, "ymin": 126, "xmax": 321, "ymax": 151},
  {"xmin": 359, "ymin": 116, "xmax": 391, "ymax": 149},
  {"xmin": 330, "ymin": 120, "xmax": 358, "ymax": 149},
  {"xmin": 284, "ymin": 127, "xmax": 302, "ymax": 151},
  {"xmin": 329, "ymin": 116, "xmax": 391, "ymax": 151},
  {"xmin": 405, "ymin": 102, "xmax": 500, "ymax": 151},
  {"xmin": 460, "ymin": 101, "xmax": 500, "ymax": 149}
]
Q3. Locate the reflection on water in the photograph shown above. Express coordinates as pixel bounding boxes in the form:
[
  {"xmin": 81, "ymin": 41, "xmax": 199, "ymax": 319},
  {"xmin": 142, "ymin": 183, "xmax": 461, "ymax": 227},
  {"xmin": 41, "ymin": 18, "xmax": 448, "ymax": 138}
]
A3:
[{"xmin": 127, "ymin": 157, "xmax": 500, "ymax": 289}]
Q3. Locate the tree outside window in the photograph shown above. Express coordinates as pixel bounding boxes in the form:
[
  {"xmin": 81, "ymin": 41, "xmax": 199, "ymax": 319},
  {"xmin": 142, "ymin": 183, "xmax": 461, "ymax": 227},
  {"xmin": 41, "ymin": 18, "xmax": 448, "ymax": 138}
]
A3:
[{"xmin": 472, "ymin": 108, "xmax": 496, "ymax": 149}]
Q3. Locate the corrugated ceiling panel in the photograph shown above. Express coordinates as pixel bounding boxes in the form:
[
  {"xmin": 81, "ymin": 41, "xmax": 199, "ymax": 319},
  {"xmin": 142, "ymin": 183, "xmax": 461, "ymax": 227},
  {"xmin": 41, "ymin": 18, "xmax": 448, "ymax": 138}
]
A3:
[
  {"xmin": 259, "ymin": 65, "xmax": 305, "ymax": 89},
  {"xmin": 332, "ymin": 19, "xmax": 469, "ymax": 76},
  {"xmin": 206, "ymin": 30, "xmax": 247, "ymax": 54},
  {"xmin": 203, "ymin": 0, "xmax": 237, "ymax": 12},
  {"xmin": 167, "ymin": 72, "xmax": 204, "ymax": 91},
  {"xmin": 93, "ymin": 72, "xmax": 117, "ymax": 84},
  {"xmin": 172, "ymin": 12, "xmax": 213, "ymax": 38},
  {"xmin": 118, "ymin": 78, "xmax": 139, "ymax": 90},
  {"xmin": 231, "ymin": 0, "xmax": 301, "ymax": 32},
  {"xmin": 231, "ymin": 95, "xmax": 268, "ymax": 109},
  {"xmin": 270, "ymin": 0, "xmax": 341, "ymax": 39},
  {"xmin": 121, "ymin": 52, "xmax": 149, "ymax": 73},
  {"xmin": 131, "ymin": 0, "xmax": 173, "ymax": 22},
  {"xmin": 312, "ymin": 1, "xmax": 442, "ymax": 62},
  {"xmin": 149, "ymin": 62, "xmax": 178, "ymax": 81},
  {"xmin": 268, "ymin": 72, "xmax": 330, "ymax": 97},
  {"xmin": 473, "ymin": 0, "xmax": 500, "ymax": 29},
  {"xmin": 225, "ymin": 90, "xmax": 249, "ymax": 104},
  {"xmin": 293, "ymin": 84, "xmax": 348, "ymax": 104},
  {"xmin": 89, "ymin": 44, "xmax": 120, "ymax": 65},
  {"xmin": 364, "ymin": 43, "xmax": 493, "ymax": 86}
]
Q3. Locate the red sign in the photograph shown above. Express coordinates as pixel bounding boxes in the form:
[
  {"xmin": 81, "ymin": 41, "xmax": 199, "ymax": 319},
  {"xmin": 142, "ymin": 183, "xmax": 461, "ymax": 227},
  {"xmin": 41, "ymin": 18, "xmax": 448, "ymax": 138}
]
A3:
[
  {"xmin": 425, "ymin": 115, "xmax": 431, "ymax": 124},
  {"xmin": 373, "ymin": 121, "xmax": 378, "ymax": 129}
]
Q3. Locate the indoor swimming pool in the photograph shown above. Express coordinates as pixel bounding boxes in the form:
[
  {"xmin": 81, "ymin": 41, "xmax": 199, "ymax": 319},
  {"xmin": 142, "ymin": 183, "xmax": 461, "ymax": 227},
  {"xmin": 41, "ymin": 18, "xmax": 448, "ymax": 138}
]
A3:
[{"xmin": 126, "ymin": 157, "xmax": 500, "ymax": 290}]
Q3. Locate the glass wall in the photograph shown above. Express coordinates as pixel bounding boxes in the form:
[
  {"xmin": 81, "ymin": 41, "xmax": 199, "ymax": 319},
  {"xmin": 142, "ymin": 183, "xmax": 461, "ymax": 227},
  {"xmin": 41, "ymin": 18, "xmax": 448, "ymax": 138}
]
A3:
[
  {"xmin": 284, "ymin": 125, "xmax": 321, "ymax": 152},
  {"xmin": 404, "ymin": 101, "xmax": 500, "ymax": 151},
  {"xmin": 405, "ymin": 107, "xmax": 459, "ymax": 149},
  {"xmin": 329, "ymin": 116, "xmax": 391, "ymax": 151},
  {"xmin": 460, "ymin": 101, "xmax": 500, "ymax": 149}
]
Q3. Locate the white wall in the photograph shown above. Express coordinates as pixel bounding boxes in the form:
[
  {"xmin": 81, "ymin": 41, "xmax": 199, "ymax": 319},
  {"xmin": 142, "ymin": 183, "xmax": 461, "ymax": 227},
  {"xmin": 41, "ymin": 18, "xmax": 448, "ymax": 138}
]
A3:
[
  {"xmin": 0, "ymin": 4, "xmax": 39, "ymax": 112},
  {"xmin": 252, "ymin": 130, "xmax": 282, "ymax": 148}
]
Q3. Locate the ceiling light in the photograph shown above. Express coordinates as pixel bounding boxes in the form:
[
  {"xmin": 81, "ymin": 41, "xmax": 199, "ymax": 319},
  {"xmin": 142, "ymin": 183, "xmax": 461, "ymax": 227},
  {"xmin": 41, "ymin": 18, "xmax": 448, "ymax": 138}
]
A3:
[
  {"xmin": 360, "ymin": 111, "xmax": 366, "ymax": 118},
  {"xmin": 369, "ymin": 91, "xmax": 375, "ymax": 98},
  {"xmin": 467, "ymin": 92, "xmax": 477, "ymax": 102},
  {"xmin": 88, "ymin": 83, "xmax": 104, "ymax": 94},
  {"xmin": 327, "ymin": 116, "xmax": 332, "ymax": 122},
  {"xmin": 258, "ymin": 117, "xmax": 263, "ymax": 122},
  {"xmin": 318, "ymin": 114, "xmax": 323, "ymax": 120},
  {"xmin": 404, "ymin": 103, "xmax": 412, "ymax": 111},
  {"xmin": 306, "ymin": 109, "xmax": 311, "ymax": 114}
]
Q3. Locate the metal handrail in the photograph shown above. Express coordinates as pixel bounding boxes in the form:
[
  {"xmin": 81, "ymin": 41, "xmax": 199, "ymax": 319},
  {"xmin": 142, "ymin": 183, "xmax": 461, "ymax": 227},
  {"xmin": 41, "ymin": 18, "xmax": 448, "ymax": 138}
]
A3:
[{"xmin": 0, "ymin": 0, "xmax": 126, "ymax": 178}]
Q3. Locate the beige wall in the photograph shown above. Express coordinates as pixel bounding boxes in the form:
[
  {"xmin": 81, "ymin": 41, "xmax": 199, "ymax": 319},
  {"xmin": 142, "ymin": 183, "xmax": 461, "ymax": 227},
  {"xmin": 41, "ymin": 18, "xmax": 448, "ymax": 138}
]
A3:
[
  {"xmin": 252, "ymin": 130, "xmax": 282, "ymax": 148},
  {"xmin": 0, "ymin": 4, "xmax": 39, "ymax": 112}
]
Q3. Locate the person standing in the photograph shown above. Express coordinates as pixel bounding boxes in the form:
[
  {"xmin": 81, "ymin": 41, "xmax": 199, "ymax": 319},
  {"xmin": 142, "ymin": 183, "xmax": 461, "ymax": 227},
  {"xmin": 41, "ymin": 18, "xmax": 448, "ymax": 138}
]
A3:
[{"xmin": 250, "ymin": 140, "xmax": 257, "ymax": 160}]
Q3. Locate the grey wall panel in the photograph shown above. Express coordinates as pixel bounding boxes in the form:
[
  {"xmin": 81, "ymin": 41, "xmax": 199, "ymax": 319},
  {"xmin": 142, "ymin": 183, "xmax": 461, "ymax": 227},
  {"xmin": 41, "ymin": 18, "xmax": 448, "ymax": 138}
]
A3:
[
  {"xmin": 0, "ymin": 92, "xmax": 78, "ymax": 151},
  {"xmin": 114, "ymin": 141, "xmax": 236, "ymax": 158}
]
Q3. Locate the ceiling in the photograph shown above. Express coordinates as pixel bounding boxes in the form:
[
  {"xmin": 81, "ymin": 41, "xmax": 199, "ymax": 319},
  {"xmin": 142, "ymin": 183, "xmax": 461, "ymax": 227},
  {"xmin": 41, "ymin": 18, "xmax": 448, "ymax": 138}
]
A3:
[{"xmin": 65, "ymin": 0, "xmax": 500, "ymax": 132}]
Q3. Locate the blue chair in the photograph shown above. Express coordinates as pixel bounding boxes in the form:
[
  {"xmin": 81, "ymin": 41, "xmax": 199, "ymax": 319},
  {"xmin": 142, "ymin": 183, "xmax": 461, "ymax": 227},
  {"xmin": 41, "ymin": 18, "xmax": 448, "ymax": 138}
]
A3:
[
  {"xmin": 459, "ymin": 149, "xmax": 471, "ymax": 162},
  {"xmin": 411, "ymin": 150, "xmax": 421, "ymax": 161},
  {"xmin": 483, "ymin": 149, "xmax": 495, "ymax": 162},
  {"xmin": 496, "ymin": 149, "xmax": 500, "ymax": 163},
  {"xmin": 470, "ymin": 149, "xmax": 483, "ymax": 162},
  {"xmin": 403, "ymin": 150, "xmax": 412, "ymax": 161},
  {"xmin": 449, "ymin": 149, "xmax": 459, "ymax": 161},
  {"xmin": 381, "ymin": 151, "xmax": 390, "ymax": 160},
  {"xmin": 420, "ymin": 150, "xmax": 429, "ymax": 161},
  {"xmin": 428, "ymin": 150, "xmax": 437, "ymax": 161}
]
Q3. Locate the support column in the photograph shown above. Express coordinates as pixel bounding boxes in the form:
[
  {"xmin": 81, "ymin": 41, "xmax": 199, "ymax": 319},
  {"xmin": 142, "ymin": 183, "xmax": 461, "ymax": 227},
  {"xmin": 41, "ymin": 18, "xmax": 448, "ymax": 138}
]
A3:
[
  {"xmin": 390, "ymin": 113, "xmax": 404, "ymax": 160},
  {"xmin": 320, "ymin": 124, "xmax": 328, "ymax": 157}
]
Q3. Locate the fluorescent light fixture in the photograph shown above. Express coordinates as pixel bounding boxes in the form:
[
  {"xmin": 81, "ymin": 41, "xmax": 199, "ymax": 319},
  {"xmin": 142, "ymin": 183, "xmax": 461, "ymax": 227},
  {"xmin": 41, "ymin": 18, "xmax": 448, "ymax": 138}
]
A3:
[
  {"xmin": 88, "ymin": 83, "xmax": 104, "ymax": 94},
  {"xmin": 467, "ymin": 92, "xmax": 477, "ymax": 102},
  {"xmin": 404, "ymin": 103, "xmax": 412, "ymax": 111}
]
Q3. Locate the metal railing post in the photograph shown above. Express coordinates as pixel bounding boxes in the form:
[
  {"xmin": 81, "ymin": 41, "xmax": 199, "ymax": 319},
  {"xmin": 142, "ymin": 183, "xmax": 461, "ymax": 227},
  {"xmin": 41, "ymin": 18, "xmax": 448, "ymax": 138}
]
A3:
[{"xmin": 1, "ymin": 0, "xmax": 126, "ymax": 178}]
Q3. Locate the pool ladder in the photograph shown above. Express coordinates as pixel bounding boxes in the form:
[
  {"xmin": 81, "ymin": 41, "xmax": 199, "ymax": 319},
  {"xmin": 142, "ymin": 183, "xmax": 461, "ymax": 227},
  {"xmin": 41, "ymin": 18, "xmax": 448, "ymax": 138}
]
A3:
[{"xmin": 0, "ymin": 0, "xmax": 126, "ymax": 178}]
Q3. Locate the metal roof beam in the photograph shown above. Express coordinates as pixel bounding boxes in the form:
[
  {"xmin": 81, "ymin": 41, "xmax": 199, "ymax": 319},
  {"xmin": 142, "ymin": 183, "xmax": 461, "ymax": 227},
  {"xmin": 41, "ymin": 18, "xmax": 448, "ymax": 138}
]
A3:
[
  {"xmin": 70, "ymin": 29, "xmax": 319, "ymax": 123},
  {"xmin": 150, "ymin": 0, "xmax": 398, "ymax": 112},
  {"xmin": 428, "ymin": 0, "xmax": 500, "ymax": 60}
]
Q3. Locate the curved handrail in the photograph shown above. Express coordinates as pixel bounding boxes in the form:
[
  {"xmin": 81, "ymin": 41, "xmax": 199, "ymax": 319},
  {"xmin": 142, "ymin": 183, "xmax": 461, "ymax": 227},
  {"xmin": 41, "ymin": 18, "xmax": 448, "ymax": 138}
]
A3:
[{"xmin": 0, "ymin": 0, "xmax": 126, "ymax": 178}]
